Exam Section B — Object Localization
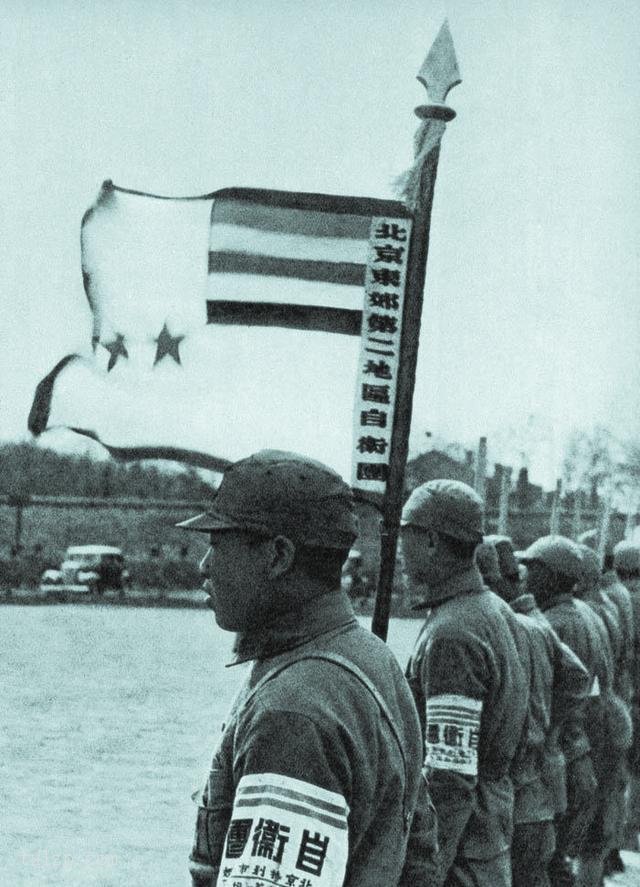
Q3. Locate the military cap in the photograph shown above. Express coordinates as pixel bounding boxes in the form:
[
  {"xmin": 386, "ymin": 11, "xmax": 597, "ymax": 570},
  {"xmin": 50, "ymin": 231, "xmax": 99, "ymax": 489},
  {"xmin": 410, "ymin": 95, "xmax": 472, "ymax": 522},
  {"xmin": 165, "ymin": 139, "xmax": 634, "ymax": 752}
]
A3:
[
  {"xmin": 401, "ymin": 479, "xmax": 484, "ymax": 543},
  {"xmin": 577, "ymin": 529, "xmax": 598, "ymax": 549},
  {"xmin": 577, "ymin": 544, "xmax": 601, "ymax": 582},
  {"xmin": 578, "ymin": 528, "xmax": 614, "ymax": 558},
  {"xmin": 177, "ymin": 450, "xmax": 358, "ymax": 548},
  {"xmin": 484, "ymin": 534, "xmax": 520, "ymax": 580},
  {"xmin": 613, "ymin": 540, "xmax": 640, "ymax": 574},
  {"xmin": 518, "ymin": 535, "xmax": 583, "ymax": 580},
  {"xmin": 475, "ymin": 540, "xmax": 501, "ymax": 584}
]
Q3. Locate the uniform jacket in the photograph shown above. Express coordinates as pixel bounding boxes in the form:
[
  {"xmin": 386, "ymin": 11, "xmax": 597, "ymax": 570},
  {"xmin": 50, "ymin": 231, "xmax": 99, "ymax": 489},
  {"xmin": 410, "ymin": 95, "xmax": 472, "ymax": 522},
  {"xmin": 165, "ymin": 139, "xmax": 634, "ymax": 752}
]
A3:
[
  {"xmin": 404, "ymin": 566, "xmax": 529, "ymax": 886},
  {"xmin": 622, "ymin": 577, "xmax": 640, "ymax": 703},
  {"xmin": 583, "ymin": 585, "xmax": 627, "ymax": 701},
  {"xmin": 510, "ymin": 594, "xmax": 589, "ymax": 822},
  {"xmin": 600, "ymin": 573, "xmax": 635, "ymax": 704},
  {"xmin": 189, "ymin": 591, "xmax": 424, "ymax": 887},
  {"xmin": 541, "ymin": 594, "xmax": 613, "ymax": 695},
  {"xmin": 541, "ymin": 594, "xmax": 632, "ymax": 776},
  {"xmin": 623, "ymin": 576, "xmax": 640, "ymax": 775}
]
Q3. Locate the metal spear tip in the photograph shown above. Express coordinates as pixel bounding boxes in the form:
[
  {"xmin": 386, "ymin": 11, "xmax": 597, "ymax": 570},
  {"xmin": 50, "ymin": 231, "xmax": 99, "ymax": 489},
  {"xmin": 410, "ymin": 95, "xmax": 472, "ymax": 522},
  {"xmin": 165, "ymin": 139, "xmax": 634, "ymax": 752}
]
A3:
[{"xmin": 417, "ymin": 19, "xmax": 461, "ymax": 104}]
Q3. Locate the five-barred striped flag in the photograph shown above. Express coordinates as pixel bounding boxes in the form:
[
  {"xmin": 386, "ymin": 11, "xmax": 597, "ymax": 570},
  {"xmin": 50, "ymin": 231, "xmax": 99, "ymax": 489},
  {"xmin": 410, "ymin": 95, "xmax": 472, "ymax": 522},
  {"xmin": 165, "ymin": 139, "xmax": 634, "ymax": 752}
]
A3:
[{"xmin": 29, "ymin": 180, "xmax": 412, "ymax": 488}]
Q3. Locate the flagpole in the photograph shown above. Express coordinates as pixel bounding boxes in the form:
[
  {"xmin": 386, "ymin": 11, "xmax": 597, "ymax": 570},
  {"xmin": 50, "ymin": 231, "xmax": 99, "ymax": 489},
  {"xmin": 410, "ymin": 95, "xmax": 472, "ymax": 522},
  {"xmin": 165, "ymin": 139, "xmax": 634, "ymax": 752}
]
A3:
[{"xmin": 371, "ymin": 21, "xmax": 461, "ymax": 640}]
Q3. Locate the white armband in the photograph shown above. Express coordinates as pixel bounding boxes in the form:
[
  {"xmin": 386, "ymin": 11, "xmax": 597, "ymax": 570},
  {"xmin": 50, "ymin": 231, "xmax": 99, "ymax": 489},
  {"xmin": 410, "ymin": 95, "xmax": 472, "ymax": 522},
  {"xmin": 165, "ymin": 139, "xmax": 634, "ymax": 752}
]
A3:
[
  {"xmin": 425, "ymin": 694, "xmax": 483, "ymax": 776},
  {"xmin": 216, "ymin": 773, "xmax": 349, "ymax": 887}
]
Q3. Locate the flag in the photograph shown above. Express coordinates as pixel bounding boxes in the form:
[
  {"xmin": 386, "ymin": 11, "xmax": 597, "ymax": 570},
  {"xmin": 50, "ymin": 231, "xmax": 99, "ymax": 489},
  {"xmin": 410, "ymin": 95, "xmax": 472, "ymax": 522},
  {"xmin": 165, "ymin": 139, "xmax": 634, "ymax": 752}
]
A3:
[{"xmin": 30, "ymin": 181, "xmax": 412, "ymax": 488}]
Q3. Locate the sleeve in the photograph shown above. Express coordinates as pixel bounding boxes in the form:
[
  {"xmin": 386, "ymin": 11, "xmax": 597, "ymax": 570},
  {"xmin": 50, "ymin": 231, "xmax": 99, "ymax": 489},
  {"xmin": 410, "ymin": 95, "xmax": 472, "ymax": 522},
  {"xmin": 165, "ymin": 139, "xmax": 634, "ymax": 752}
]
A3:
[
  {"xmin": 550, "ymin": 632, "xmax": 591, "ymax": 763},
  {"xmin": 399, "ymin": 774, "xmax": 441, "ymax": 887},
  {"xmin": 419, "ymin": 634, "xmax": 488, "ymax": 886},
  {"xmin": 216, "ymin": 706, "xmax": 350, "ymax": 887}
]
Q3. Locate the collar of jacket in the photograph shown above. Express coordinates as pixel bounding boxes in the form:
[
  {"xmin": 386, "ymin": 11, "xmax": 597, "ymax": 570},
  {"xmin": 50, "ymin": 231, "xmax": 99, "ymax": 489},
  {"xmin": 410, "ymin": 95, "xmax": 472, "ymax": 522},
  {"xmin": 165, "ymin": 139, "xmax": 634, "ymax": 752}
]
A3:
[
  {"xmin": 600, "ymin": 570, "xmax": 621, "ymax": 589},
  {"xmin": 510, "ymin": 592, "xmax": 537, "ymax": 614},
  {"xmin": 539, "ymin": 591, "xmax": 573, "ymax": 612},
  {"xmin": 411, "ymin": 564, "xmax": 485, "ymax": 609},
  {"xmin": 226, "ymin": 590, "xmax": 358, "ymax": 666}
]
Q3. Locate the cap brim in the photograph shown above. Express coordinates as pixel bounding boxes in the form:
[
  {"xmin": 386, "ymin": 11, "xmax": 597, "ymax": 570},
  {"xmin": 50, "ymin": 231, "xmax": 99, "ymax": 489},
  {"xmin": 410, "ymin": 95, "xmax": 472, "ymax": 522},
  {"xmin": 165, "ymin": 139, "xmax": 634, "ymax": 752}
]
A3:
[{"xmin": 175, "ymin": 511, "xmax": 244, "ymax": 532}]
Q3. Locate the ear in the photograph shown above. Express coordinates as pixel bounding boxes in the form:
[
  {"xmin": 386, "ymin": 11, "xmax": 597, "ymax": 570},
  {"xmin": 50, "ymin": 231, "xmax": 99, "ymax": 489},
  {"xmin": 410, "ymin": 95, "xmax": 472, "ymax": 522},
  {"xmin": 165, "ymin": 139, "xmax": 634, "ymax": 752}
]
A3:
[
  {"xmin": 268, "ymin": 534, "xmax": 297, "ymax": 578},
  {"xmin": 425, "ymin": 528, "xmax": 439, "ymax": 554}
]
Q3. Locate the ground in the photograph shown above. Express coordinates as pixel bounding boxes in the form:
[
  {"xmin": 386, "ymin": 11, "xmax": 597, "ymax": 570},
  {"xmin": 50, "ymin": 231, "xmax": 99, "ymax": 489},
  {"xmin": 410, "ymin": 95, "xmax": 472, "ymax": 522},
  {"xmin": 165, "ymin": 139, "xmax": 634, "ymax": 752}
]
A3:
[{"xmin": 606, "ymin": 850, "xmax": 640, "ymax": 886}]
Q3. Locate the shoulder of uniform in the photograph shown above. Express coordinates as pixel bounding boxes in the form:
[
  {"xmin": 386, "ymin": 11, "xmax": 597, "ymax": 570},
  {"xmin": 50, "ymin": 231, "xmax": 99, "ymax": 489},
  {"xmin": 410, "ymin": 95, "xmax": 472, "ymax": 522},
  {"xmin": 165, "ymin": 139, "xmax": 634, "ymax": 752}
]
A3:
[{"xmin": 247, "ymin": 654, "xmax": 378, "ymax": 717}]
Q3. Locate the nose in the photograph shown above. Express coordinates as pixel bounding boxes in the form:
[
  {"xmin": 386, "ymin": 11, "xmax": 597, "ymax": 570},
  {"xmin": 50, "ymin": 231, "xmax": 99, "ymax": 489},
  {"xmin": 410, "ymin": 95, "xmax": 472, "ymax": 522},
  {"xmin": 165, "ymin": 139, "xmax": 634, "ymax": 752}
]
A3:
[{"xmin": 199, "ymin": 547, "xmax": 213, "ymax": 577}]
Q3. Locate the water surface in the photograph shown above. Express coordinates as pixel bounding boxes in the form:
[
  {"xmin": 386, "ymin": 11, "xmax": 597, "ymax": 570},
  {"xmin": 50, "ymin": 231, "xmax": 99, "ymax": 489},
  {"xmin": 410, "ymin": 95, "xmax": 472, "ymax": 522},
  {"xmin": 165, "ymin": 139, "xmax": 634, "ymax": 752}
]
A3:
[{"xmin": 2, "ymin": 606, "xmax": 421, "ymax": 886}]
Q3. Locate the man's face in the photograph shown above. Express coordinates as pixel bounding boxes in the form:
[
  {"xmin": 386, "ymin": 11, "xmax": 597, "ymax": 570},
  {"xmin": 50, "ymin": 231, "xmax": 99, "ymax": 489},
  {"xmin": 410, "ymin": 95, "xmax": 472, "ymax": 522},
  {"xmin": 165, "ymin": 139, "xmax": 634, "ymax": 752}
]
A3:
[
  {"xmin": 199, "ymin": 529, "xmax": 272, "ymax": 632},
  {"xmin": 399, "ymin": 525, "xmax": 436, "ymax": 585},
  {"xmin": 523, "ymin": 560, "xmax": 553, "ymax": 606}
]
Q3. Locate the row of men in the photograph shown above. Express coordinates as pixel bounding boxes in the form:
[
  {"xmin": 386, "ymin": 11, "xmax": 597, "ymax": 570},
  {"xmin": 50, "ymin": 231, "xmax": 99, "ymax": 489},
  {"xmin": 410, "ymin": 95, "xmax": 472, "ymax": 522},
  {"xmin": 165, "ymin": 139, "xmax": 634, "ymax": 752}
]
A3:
[
  {"xmin": 177, "ymin": 449, "xmax": 640, "ymax": 887},
  {"xmin": 472, "ymin": 528, "xmax": 639, "ymax": 887}
]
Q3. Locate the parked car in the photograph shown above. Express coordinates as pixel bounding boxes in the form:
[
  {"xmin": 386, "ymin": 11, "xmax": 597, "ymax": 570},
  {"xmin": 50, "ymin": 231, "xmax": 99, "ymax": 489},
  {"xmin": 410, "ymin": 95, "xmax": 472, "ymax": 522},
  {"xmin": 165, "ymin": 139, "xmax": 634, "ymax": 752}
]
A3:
[{"xmin": 40, "ymin": 545, "xmax": 129, "ymax": 594}]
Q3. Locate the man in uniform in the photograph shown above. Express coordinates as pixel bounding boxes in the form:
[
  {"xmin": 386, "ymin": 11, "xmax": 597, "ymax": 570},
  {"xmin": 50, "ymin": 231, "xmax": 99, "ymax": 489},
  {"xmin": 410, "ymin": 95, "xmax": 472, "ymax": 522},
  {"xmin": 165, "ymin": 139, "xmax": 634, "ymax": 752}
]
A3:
[
  {"xmin": 400, "ymin": 480, "xmax": 530, "ymax": 887},
  {"xmin": 579, "ymin": 531, "xmax": 635, "ymax": 873},
  {"xmin": 485, "ymin": 534, "xmax": 523, "ymax": 600},
  {"xmin": 613, "ymin": 540, "xmax": 640, "ymax": 852},
  {"xmin": 477, "ymin": 537, "xmax": 589, "ymax": 887},
  {"xmin": 178, "ymin": 450, "xmax": 427, "ymax": 887},
  {"xmin": 519, "ymin": 536, "xmax": 626, "ymax": 887}
]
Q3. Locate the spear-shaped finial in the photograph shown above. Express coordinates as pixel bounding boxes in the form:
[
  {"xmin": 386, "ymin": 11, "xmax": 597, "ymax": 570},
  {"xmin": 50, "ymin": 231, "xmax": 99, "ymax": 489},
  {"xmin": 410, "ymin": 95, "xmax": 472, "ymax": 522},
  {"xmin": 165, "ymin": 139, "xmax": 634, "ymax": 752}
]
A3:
[
  {"xmin": 397, "ymin": 20, "xmax": 461, "ymax": 208},
  {"xmin": 416, "ymin": 19, "xmax": 461, "ymax": 113}
]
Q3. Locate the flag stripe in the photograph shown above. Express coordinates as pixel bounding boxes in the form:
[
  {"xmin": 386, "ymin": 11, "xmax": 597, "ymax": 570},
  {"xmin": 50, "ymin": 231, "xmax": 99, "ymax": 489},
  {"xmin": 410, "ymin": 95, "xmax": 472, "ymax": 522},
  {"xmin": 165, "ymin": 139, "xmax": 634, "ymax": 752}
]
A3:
[
  {"xmin": 209, "ymin": 223, "xmax": 368, "ymax": 265},
  {"xmin": 213, "ymin": 186, "xmax": 410, "ymax": 218},
  {"xmin": 208, "ymin": 272, "xmax": 363, "ymax": 310},
  {"xmin": 207, "ymin": 301, "xmax": 362, "ymax": 336},
  {"xmin": 208, "ymin": 251, "xmax": 365, "ymax": 286},
  {"xmin": 212, "ymin": 200, "xmax": 372, "ymax": 240}
]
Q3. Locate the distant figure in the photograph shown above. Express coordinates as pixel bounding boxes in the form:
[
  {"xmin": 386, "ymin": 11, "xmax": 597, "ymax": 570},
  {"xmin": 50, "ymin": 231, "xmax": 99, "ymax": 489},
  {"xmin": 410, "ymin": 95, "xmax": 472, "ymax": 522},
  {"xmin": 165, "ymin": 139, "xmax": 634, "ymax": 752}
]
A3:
[
  {"xmin": 521, "ymin": 535, "xmax": 629, "ymax": 887},
  {"xmin": 342, "ymin": 549, "xmax": 370, "ymax": 604},
  {"xmin": 178, "ymin": 450, "xmax": 424, "ymax": 887},
  {"xmin": 580, "ymin": 531, "xmax": 635, "ymax": 874},
  {"xmin": 613, "ymin": 540, "xmax": 640, "ymax": 854},
  {"xmin": 485, "ymin": 534, "xmax": 523, "ymax": 601}
]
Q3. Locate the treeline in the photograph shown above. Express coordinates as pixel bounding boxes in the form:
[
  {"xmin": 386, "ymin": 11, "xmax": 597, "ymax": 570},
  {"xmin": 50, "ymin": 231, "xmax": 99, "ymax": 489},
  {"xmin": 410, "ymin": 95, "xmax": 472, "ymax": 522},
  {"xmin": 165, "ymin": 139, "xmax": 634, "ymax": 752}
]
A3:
[{"xmin": 0, "ymin": 442, "xmax": 216, "ymax": 501}]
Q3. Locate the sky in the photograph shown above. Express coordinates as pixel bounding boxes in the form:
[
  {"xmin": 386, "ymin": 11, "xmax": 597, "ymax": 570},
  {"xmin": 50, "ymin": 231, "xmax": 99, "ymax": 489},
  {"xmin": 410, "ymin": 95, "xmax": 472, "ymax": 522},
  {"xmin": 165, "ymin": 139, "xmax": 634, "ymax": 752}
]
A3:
[{"xmin": 1, "ymin": 0, "xmax": 639, "ymax": 487}]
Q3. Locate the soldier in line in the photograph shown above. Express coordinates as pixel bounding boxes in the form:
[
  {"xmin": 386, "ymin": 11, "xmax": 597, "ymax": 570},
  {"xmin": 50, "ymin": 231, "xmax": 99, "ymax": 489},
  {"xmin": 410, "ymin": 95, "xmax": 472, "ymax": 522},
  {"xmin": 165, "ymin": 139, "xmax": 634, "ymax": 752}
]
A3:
[
  {"xmin": 518, "ymin": 536, "xmax": 628, "ymax": 887},
  {"xmin": 613, "ymin": 540, "xmax": 640, "ymax": 853},
  {"xmin": 578, "ymin": 531, "xmax": 635, "ymax": 875},
  {"xmin": 484, "ymin": 534, "xmax": 523, "ymax": 600},
  {"xmin": 476, "ymin": 539, "xmax": 591, "ymax": 887},
  {"xmin": 400, "ymin": 480, "xmax": 530, "ymax": 887},
  {"xmin": 178, "ymin": 450, "xmax": 428, "ymax": 887},
  {"xmin": 573, "ymin": 545, "xmax": 633, "ymax": 883}
]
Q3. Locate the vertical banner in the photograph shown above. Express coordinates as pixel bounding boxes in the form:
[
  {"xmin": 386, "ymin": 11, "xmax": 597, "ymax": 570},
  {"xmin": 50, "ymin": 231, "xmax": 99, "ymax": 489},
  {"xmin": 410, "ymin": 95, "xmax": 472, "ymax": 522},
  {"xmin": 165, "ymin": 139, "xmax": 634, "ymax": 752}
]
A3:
[{"xmin": 351, "ymin": 217, "xmax": 413, "ymax": 494}]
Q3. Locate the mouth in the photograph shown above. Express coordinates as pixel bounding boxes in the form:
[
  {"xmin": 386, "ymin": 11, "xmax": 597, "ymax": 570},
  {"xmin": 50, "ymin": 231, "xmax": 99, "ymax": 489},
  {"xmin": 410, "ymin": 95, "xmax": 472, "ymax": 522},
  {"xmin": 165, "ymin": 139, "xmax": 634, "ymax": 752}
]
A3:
[{"xmin": 202, "ymin": 579, "xmax": 216, "ymax": 608}]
